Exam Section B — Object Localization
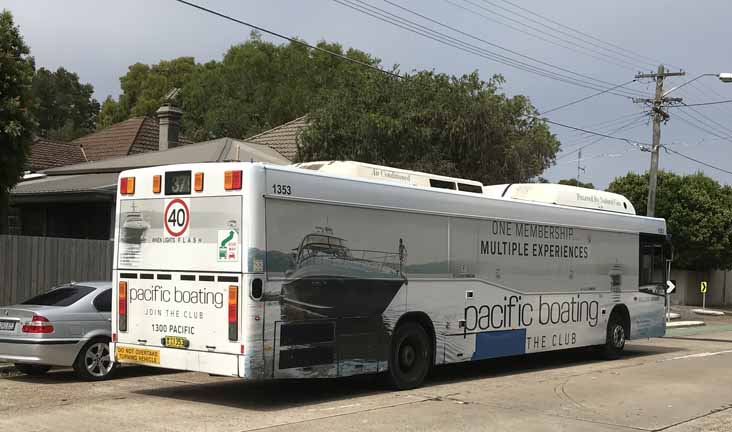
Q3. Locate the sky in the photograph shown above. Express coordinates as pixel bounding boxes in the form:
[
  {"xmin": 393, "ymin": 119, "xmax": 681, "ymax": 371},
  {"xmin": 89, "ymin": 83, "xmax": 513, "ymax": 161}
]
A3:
[{"xmin": 6, "ymin": 0, "xmax": 732, "ymax": 189}]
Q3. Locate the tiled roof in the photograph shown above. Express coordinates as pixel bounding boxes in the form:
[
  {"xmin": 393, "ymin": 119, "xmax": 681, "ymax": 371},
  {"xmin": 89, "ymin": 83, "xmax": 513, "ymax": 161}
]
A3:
[
  {"xmin": 72, "ymin": 117, "xmax": 191, "ymax": 161},
  {"xmin": 29, "ymin": 138, "xmax": 87, "ymax": 171},
  {"xmin": 246, "ymin": 115, "xmax": 308, "ymax": 161}
]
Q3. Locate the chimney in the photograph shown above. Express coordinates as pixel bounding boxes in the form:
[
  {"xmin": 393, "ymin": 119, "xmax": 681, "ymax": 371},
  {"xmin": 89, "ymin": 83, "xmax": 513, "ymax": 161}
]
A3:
[{"xmin": 156, "ymin": 105, "xmax": 183, "ymax": 151}]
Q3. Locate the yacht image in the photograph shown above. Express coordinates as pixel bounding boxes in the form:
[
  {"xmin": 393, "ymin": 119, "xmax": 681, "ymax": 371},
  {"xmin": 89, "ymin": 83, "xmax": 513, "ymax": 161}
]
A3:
[
  {"xmin": 281, "ymin": 226, "xmax": 407, "ymax": 318},
  {"xmin": 121, "ymin": 206, "xmax": 150, "ymax": 244}
]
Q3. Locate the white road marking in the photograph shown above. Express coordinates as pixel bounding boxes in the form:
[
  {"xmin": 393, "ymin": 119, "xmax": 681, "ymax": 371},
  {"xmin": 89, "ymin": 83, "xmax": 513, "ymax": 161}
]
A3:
[{"xmin": 668, "ymin": 349, "xmax": 732, "ymax": 361}]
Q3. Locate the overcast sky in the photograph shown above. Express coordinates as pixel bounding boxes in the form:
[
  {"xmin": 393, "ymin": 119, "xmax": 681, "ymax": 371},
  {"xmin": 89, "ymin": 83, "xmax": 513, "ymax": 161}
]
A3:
[{"xmin": 6, "ymin": 0, "xmax": 732, "ymax": 188}]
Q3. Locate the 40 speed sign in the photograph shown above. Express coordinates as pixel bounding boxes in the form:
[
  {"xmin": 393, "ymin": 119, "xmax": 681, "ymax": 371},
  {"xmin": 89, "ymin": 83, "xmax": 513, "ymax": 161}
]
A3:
[{"xmin": 164, "ymin": 198, "xmax": 190, "ymax": 238}]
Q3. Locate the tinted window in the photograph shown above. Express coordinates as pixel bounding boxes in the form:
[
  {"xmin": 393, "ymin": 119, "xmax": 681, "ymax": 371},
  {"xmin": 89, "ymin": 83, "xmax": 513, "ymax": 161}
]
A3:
[
  {"xmin": 93, "ymin": 289, "xmax": 112, "ymax": 312},
  {"xmin": 22, "ymin": 286, "xmax": 95, "ymax": 307},
  {"xmin": 457, "ymin": 183, "xmax": 483, "ymax": 193},
  {"xmin": 429, "ymin": 179, "xmax": 456, "ymax": 190}
]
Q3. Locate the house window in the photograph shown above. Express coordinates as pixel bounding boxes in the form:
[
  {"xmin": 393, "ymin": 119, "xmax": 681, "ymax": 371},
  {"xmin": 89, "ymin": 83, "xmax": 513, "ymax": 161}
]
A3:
[{"xmin": 8, "ymin": 207, "xmax": 21, "ymax": 235}]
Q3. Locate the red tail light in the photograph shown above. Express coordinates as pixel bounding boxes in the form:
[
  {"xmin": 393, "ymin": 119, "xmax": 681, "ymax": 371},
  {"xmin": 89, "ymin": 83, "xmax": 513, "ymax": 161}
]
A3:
[
  {"xmin": 228, "ymin": 285, "xmax": 238, "ymax": 341},
  {"xmin": 224, "ymin": 170, "xmax": 242, "ymax": 190},
  {"xmin": 120, "ymin": 177, "xmax": 135, "ymax": 195},
  {"xmin": 119, "ymin": 281, "xmax": 128, "ymax": 332},
  {"xmin": 22, "ymin": 315, "xmax": 54, "ymax": 334}
]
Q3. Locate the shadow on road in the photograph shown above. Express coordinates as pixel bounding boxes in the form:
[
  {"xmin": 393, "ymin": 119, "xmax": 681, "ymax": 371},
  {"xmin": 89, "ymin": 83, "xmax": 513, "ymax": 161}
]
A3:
[
  {"xmin": 5, "ymin": 365, "xmax": 180, "ymax": 385},
  {"xmin": 134, "ymin": 344, "xmax": 684, "ymax": 411}
]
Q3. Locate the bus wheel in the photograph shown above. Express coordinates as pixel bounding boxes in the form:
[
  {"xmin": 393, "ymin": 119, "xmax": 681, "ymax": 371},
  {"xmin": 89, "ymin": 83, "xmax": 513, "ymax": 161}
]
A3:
[
  {"xmin": 601, "ymin": 314, "xmax": 626, "ymax": 359},
  {"xmin": 388, "ymin": 322, "xmax": 431, "ymax": 390}
]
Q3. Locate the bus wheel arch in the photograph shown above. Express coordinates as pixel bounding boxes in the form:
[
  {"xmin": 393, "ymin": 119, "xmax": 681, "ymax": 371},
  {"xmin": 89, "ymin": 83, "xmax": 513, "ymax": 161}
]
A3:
[
  {"xmin": 387, "ymin": 312, "xmax": 435, "ymax": 390},
  {"xmin": 609, "ymin": 304, "xmax": 631, "ymax": 338}
]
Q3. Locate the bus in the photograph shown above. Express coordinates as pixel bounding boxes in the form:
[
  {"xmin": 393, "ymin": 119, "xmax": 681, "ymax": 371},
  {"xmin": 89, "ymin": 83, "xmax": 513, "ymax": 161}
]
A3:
[{"xmin": 110, "ymin": 161, "xmax": 669, "ymax": 389}]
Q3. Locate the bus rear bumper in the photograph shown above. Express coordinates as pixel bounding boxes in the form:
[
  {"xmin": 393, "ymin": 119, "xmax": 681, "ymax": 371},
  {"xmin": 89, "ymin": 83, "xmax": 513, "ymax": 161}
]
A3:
[{"xmin": 111, "ymin": 343, "xmax": 255, "ymax": 379}]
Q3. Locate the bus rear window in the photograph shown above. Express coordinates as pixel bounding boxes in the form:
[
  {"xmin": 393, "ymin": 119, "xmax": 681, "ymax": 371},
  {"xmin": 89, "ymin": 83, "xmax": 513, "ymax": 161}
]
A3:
[{"xmin": 22, "ymin": 286, "xmax": 95, "ymax": 307}]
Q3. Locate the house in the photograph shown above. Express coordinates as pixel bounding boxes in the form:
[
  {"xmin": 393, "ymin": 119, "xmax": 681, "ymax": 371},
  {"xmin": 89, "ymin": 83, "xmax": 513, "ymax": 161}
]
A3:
[
  {"xmin": 245, "ymin": 115, "xmax": 308, "ymax": 162},
  {"xmin": 10, "ymin": 107, "xmax": 291, "ymax": 239}
]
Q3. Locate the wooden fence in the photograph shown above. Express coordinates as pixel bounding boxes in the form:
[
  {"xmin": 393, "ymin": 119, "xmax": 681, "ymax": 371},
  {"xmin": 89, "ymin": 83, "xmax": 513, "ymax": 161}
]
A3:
[{"xmin": 0, "ymin": 235, "xmax": 113, "ymax": 305}]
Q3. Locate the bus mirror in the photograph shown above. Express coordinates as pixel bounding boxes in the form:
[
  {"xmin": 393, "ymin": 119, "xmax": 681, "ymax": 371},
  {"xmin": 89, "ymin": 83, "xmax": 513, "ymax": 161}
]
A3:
[{"xmin": 666, "ymin": 280, "xmax": 676, "ymax": 294}]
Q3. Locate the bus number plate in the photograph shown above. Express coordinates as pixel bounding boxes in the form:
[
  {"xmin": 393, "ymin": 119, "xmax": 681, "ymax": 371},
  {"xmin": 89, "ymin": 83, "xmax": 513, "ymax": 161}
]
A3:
[{"xmin": 164, "ymin": 336, "xmax": 189, "ymax": 349}]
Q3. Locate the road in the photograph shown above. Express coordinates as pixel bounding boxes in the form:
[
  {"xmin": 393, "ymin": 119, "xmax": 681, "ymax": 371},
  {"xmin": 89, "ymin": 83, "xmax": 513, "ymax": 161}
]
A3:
[{"xmin": 2, "ymin": 328, "xmax": 732, "ymax": 432}]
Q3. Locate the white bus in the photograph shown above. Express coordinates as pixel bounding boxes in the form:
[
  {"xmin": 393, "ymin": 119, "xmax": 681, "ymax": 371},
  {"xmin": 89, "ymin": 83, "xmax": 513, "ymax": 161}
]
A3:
[{"xmin": 110, "ymin": 161, "xmax": 669, "ymax": 389}]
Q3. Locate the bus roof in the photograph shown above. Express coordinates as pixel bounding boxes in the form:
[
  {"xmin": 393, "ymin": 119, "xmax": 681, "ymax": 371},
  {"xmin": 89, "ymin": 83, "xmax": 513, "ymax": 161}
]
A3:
[
  {"xmin": 483, "ymin": 183, "xmax": 636, "ymax": 215},
  {"xmin": 293, "ymin": 161, "xmax": 484, "ymax": 194}
]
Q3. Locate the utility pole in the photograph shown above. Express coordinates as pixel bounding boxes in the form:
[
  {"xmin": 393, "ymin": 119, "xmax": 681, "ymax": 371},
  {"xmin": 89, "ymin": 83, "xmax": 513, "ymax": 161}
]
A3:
[
  {"xmin": 634, "ymin": 65, "xmax": 685, "ymax": 217},
  {"xmin": 576, "ymin": 148, "xmax": 585, "ymax": 184}
]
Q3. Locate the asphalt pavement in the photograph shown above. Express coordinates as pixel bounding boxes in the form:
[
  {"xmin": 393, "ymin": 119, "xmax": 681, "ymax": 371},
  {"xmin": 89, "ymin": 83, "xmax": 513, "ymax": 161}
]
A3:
[{"xmin": 1, "ymin": 327, "xmax": 732, "ymax": 431}]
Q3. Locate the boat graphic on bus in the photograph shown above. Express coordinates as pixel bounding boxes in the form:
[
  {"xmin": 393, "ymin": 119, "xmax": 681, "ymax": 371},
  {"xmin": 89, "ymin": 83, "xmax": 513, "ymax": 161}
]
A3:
[
  {"xmin": 120, "ymin": 206, "xmax": 150, "ymax": 244},
  {"xmin": 281, "ymin": 226, "xmax": 407, "ymax": 318}
]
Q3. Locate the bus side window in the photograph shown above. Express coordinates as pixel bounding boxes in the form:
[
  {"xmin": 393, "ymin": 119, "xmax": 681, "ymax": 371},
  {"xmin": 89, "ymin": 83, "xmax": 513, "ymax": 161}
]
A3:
[{"xmin": 639, "ymin": 235, "xmax": 665, "ymax": 292}]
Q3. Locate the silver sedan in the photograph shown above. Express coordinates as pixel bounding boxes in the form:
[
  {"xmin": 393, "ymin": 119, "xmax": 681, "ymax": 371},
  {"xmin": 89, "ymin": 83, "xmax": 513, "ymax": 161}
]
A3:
[{"xmin": 0, "ymin": 281, "xmax": 116, "ymax": 380}]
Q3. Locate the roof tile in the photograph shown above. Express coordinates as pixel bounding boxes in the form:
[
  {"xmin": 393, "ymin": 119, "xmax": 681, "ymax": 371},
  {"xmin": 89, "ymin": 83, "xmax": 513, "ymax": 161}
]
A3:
[
  {"xmin": 29, "ymin": 138, "xmax": 87, "ymax": 171},
  {"xmin": 246, "ymin": 115, "xmax": 308, "ymax": 161}
]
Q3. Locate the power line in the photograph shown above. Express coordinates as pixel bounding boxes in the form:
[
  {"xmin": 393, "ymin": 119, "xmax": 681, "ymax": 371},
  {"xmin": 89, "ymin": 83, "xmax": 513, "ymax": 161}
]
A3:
[
  {"xmin": 668, "ymin": 99, "xmax": 732, "ymax": 108},
  {"xmin": 334, "ymin": 0, "xmax": 642, "ymax": 98},
  {"xmin": 494, "ymin": 0, "xmax": 668, "ymax": 70},
  {"xmin": 539, "ymin": 80, "xmax": 637, "ymax": 115},
  {"xmin": 476, "ymin": 0, "xmax": 657, "ymax": 71},
  {"xmin": 663, "ymin": 146, "xmax": 732, "ymax": 176},
  {"xmin": 172, "ymin": 0, "xmax": 404, "ymax": 79},
  {"xmin": 379, "ymin": 0, "xmax": 641, "ymax": 95},
  {"xmin": 443, "ymin": 0, "xmax": 641, "ymax": 73},
  {"xmin": 554, "ymin": 115, "xmax": 648, "ymax": 161}
]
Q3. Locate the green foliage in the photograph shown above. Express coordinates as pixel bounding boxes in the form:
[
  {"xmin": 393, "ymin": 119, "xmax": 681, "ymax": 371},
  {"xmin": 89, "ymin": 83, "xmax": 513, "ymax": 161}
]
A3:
[
  {"xmin": 100, "ymin": 33, "xmax": 380, "ymax": 140},
  {"xmin": 31, "ymin": 67, "xmax": 99, "ymax": 141},
  {"xmin": 607, "ymin": 171, "xmax": 732, "ymax": 270},
  {"xmin": 98, "ymin": 57, "xmax": 198, "ymax": 128},
  {"xmin": 299, "ymin": 70, "xmax": 561, "ymax": 185},
  {"xmin": 0, "ymin": 10, "xmax": 35, "ymax": 191},
  {"xmin": 558, "ymin": 178, "xmax": 595, "ymax": 189}
]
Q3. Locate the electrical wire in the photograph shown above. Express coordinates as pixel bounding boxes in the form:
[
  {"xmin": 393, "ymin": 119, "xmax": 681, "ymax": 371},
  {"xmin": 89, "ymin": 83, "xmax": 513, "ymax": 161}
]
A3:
[
  {"xmin": 476, "ymin": 0, "xmax": 657, "ymax": 71},
  {"xmin": 172, "ymin": 0, "xmax": 404, "ymax": 79},
  {"xmin": 668, "ymin": 99, "xmax": 732, "ymax": 108},
  {"xmin": 539, "ymin": 80, "xmax": 637, "ymax": 115},
  {"xmin": 553, "ymin": 116, "xmax": 648, "ymax": 161},
  {"xmin": 334, "ymin": 0, "xmax": 643, "ymax": 98},
  {"xmin": 443, "ymin": 0, "xmax": 641, "ymax": 73},
  {"xmin": 379, "ymin": 0, "xmax": 643, "ymax": 95},
  {"xmin": 663, "ymin": 146, "xmax": 732, "ymax": 176},
  {"xmin": 495, "ymin": 0, "xmax": 671, "ymax": 70}
]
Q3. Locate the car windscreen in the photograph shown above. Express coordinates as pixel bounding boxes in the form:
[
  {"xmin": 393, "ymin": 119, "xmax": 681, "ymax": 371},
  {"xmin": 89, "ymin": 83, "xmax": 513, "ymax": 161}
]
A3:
[{"xmin": 21, "ymin": 286, "xmax": 96, "ymax": 307}]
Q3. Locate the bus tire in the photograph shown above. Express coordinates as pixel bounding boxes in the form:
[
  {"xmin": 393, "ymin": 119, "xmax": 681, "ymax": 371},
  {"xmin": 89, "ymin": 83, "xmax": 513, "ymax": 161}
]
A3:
[
  {"xmin": 601, "ymin": 313, "xmax": 627, "ymax": 359},
  {"xmin": 388, "ymin": 322, "xmax": 431, "ymax": 390}
]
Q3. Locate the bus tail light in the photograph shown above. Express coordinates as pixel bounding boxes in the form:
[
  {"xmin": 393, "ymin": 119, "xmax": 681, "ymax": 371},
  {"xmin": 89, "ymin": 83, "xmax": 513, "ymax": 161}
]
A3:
[
  {"xmin": 153, "ymin": 175, "xmax": 162, "ymax": 193},
  {"xmin": 194, "ymin": 172, "xmax": 204, "ymax": 192},
  {"xmin": 228, "ymin": 285, "xmax": 238, "ymax": 341},
  {"xmin": 120, "ymin": 177, "xmax": 135, "ymax": 195},
  {"xmin": 22, "ymin": 315, "xmax": 54, "ymax": 334},
  {"xmin": 119, "ymin": 281, "xmax": 128, "ymax": 332},
  {"xmin": 224, "ymin": 170, "xmax": 242, "ymax": 190}
]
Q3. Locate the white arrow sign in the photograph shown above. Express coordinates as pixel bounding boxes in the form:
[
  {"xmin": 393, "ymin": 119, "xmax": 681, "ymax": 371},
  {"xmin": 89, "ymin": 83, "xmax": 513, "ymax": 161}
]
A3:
[{"xmin": 666, "ymin": 280, "xmax": 676, "ymax": 294}]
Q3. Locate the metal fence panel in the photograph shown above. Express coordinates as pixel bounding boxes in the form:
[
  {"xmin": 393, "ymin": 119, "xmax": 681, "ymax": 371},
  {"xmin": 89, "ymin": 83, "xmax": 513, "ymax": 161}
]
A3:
[{"xmin": 0, "ymin": 235, "xmax": 113, "ymax": 305}]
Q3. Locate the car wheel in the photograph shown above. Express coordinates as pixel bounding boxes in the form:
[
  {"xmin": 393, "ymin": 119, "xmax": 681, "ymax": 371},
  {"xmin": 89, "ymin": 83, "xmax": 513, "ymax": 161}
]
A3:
[
  {"xmin": 387, "ymin": 322, "xmax": 431, "ymax": 390},
  {"xmin": 601, "ymin": 314, "xmax": 626, "ymax": 360},
  {"xmin": 14, "ymin": 363, "xmax": 51, "ymax": 376},
  {"xmin": 74, "ymin": 338, "xmax": 117, "ymax": 381}
]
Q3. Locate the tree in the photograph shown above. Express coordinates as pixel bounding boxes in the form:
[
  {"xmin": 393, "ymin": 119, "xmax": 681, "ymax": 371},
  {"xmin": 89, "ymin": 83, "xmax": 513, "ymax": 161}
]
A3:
[
  {"xmin": 0, "ymin": 10, "xmax": 36, "ymax": 233},
  {"xmin": 299, "ymin": 70, "xmax": 560, "ymax": 185},
  {"xmin": 101, "ymin": 33, "xmax": 381, "ymax": 141},
  {"xmin": 31, "ymin": 67, "xmax": 99, "ymax": 141},
  {"xmin": 558, "ymin": 178, "xmax": 595, "ymax": 189},
  {"xmin": 607, "ymin": 171, "xmax": 732, "ymax": 270},
  {"xmin": 98, "ymin": 57, "xmax": 198, "ymax": 129}
]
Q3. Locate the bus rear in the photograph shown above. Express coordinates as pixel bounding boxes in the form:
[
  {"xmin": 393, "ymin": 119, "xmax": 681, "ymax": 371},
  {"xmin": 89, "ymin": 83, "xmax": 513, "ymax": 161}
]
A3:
[{"xmin": 110, "ymin": 163, "xmax": 265, "ymax": 378}]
